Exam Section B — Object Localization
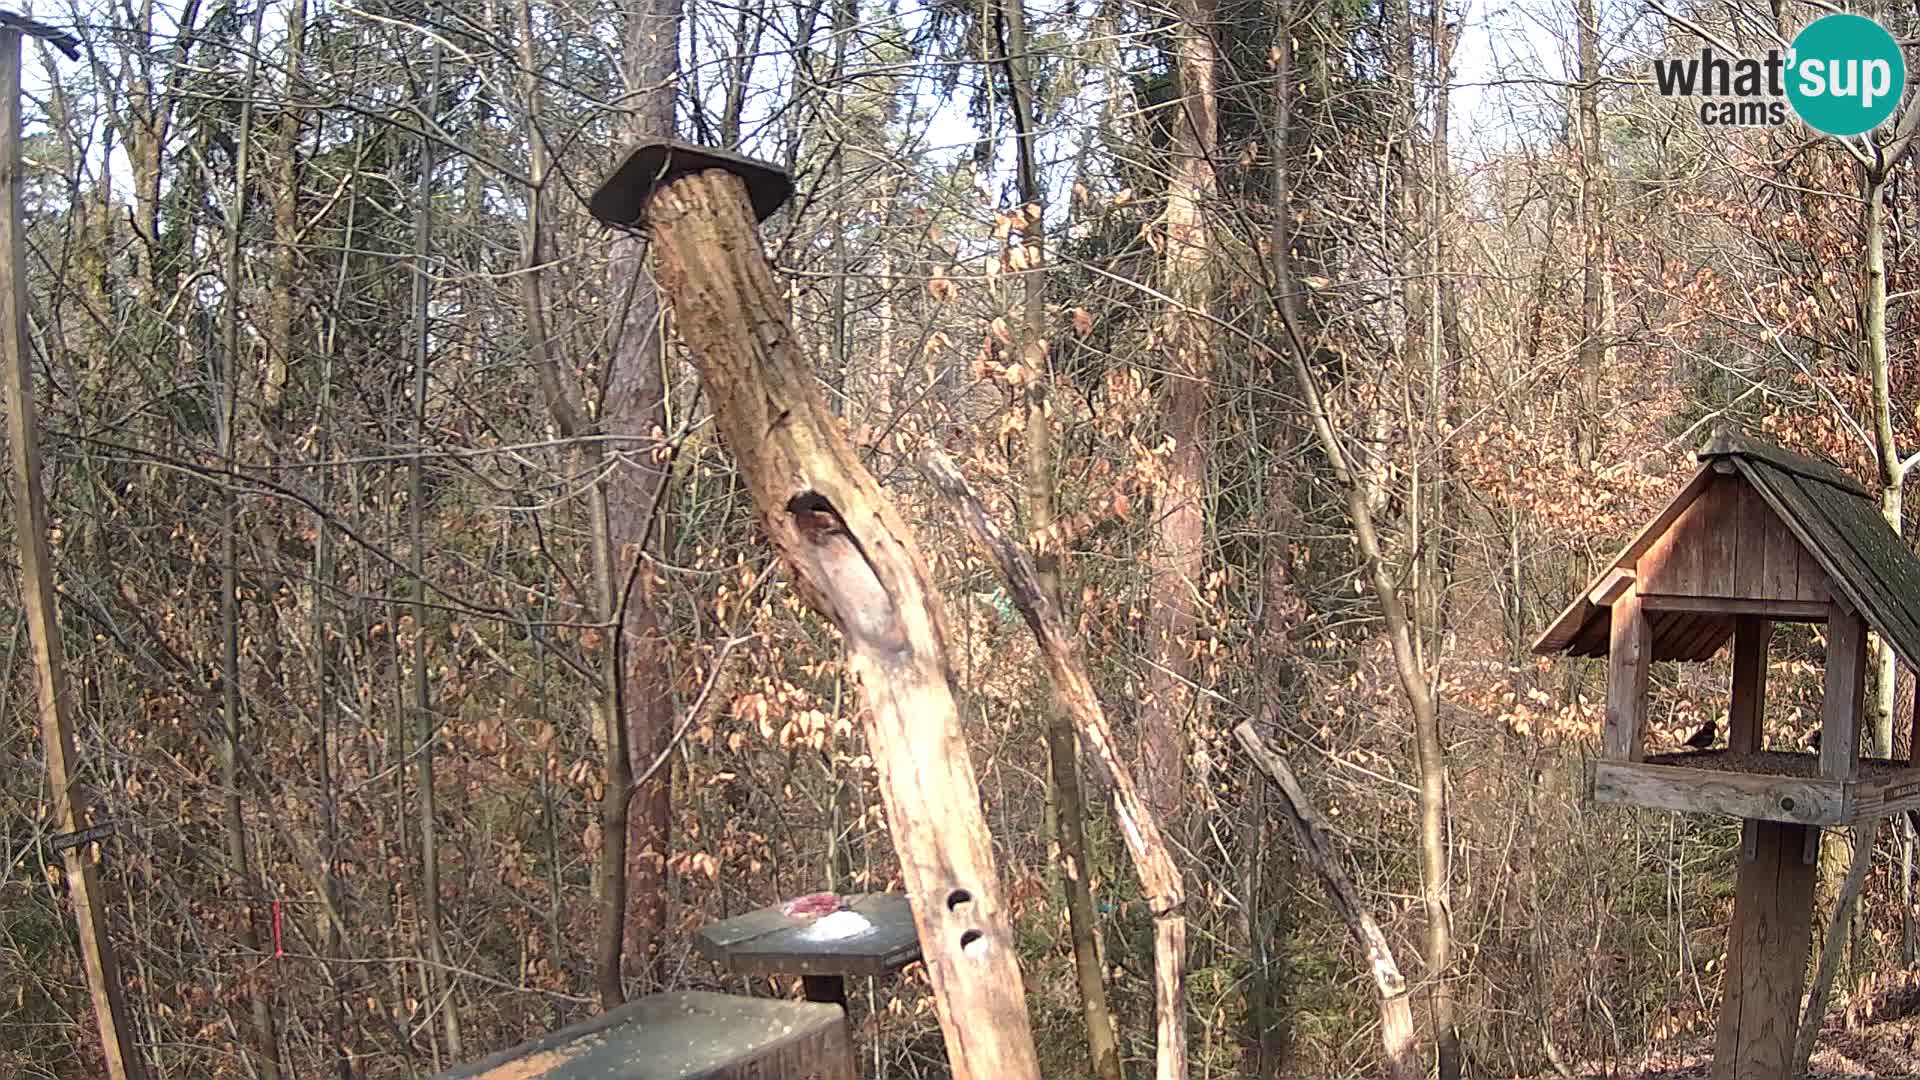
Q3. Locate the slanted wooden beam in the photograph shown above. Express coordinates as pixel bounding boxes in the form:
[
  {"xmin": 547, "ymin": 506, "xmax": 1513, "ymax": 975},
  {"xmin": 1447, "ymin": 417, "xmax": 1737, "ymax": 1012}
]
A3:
[
  {"xmin": 1640, "ymin": 596, "xmax": 1829, "ymax": 620},
  {"xmin": 625, "ymin": 160, "xmax": 1041, "ymax": 1080},
  {"xmin": 0, "ymin": 27, "xmax": 147, "ymax": 1080},
  {"xmin": 1587, "ymin": 567, "xmax": 1635, "ymax": 607},
  {"xmin": 1823, "ymin": 607, "xmax": 1868, "ymax": 782},
  {"xmin": 1729, "ymin": 617, "xmax": 1772, "ymax": 753},
  {"xmin": 1234, "ymin": 723, "xmax": 1420, "ymax": 1080},
  {"xmin": 1605, "ymin": 584, "xmax": 1651, "ymax": 761}
]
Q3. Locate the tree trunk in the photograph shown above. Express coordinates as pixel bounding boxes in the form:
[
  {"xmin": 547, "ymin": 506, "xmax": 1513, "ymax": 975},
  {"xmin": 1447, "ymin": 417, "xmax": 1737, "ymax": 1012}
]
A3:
[
  {"xmin": 1865, "ymin": 172, "xmax": 1899, "ymax": 759},
  {"xmin": 218, "ymin": 11, "xmax": 283, "ymax": 1075},
  {"xmin": 599, "ymin": 0, "xmax": 684, "ymax": 999},
  {"xmin": 1277, "ymin": 257, "xmax": 1460, "ymax": 1080},
  {"xmin": 995, "ymin": 0, "xmax": 1122, "ymax": 1073},
  {"xmin": 1145, "ymin": 0, "xmax": 1218, "ymax": 830},
  {"xmin": 407, "ymin": 32, "xmax": 461, "ymax": 1062},
  {"xmin": 1574, "ymin": 0, "xmax": 1603, "ymax": 469}
]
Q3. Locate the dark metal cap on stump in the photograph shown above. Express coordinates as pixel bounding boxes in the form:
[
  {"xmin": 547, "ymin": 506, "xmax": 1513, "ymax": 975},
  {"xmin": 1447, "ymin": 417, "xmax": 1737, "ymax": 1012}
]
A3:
[{"xmin": 590, "ymin": 139, "xmax": 794, "ymax": 230}]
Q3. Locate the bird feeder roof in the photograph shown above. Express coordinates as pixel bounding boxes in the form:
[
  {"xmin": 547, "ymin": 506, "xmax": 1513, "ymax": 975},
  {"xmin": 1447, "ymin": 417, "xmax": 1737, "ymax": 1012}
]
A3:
[{"xmin": 1533, "ymin": 432, "xmax": 1920, "ymax": 670}]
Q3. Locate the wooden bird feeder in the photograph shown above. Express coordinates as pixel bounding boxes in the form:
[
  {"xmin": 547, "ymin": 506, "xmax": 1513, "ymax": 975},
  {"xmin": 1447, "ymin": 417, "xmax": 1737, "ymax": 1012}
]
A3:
[{"xmin": 1536, "ymin": 431, "xmax": 1920, "ymax": 1080}]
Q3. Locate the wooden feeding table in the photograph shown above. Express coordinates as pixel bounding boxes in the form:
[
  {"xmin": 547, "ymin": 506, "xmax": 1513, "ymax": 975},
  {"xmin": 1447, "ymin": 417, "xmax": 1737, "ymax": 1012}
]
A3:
[
  {"xmin": 1535, "ymin": 432, "xmax": 1920, "ymax": 1080},
  {"xmin": 695, "ymin": 892, "xmax": 921, "ymax": 1008},
  {"xmin": 431, "ymin": 990, "xmax": 853, "ymax": 1080},
  {"xmin": 1606, "ymin": 750, "xmax": 1920, "ymax": 826}
]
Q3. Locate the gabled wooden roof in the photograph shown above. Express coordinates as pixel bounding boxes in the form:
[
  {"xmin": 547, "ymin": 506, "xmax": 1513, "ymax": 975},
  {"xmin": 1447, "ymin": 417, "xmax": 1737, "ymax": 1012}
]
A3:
[{"xmin": 1533, "ymin": 432, "xmax": 1920, "ymax": 670}]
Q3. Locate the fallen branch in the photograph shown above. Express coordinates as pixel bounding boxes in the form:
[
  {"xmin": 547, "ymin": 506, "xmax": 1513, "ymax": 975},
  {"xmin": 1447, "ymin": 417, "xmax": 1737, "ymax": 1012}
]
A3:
[
  {"xmin": 1234, "ymin": 720, "xmax": 1421, "ymax": 1080},
  {"xmin": 1794, "ymin": 819, "xmax": 1878, "ymax": 1078}
]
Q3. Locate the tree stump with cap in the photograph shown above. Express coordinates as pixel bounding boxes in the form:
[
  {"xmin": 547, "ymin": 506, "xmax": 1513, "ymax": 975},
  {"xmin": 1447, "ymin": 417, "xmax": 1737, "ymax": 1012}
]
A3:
[{"xmin": 589, "ymin": 140, "xmax": 1043, "ymax": 1080}]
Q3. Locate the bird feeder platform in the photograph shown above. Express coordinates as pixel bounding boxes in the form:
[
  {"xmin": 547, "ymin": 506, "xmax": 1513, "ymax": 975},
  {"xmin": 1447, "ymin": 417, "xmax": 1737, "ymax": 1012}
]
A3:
[
  {"xmin": 1591, "ymin": 750, "xmax": 1920, "ymax": 827},
  {"xmin": 1537, "ymin": 432, "xmax": 1920, "ymax": 1080},
  {"xmin": 695, "ymin": 892, "xmax": 921, "ymax": 1008}
]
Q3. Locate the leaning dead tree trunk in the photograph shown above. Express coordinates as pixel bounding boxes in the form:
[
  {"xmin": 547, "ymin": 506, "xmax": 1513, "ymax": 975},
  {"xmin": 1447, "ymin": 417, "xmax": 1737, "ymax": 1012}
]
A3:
[
  {"xmin": 920, "ymin": 452, "xmax": 1187, "ymax": 1080},
  {"xmin": 0, "ymin": 26, "xmax": 147, "ymax": 1080},
  {"xmin": 1234, "ymin": 721, "xmax": 1421, "ymax": 1080},
  {"xmin": 593, "ymin": 143, "xmax": 1042, "ymax": 1080}
]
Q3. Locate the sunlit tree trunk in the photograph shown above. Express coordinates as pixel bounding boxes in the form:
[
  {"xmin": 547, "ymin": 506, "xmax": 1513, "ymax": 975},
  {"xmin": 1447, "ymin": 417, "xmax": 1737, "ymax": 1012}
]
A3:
[
  {"xmin": 599, "ymin": 0, "xmax": 684, "ymax": 997},
  {"xmin": 997, "ymin": 0, "xmax": 1122, "ymax": 1072},
  {"xmin": 1144, "ymin": 0, "xmax": 1217, "ymax": 832},
  {"xmin": 217, "ymin": 11, "xmax": 282, "ymax": 1076}
]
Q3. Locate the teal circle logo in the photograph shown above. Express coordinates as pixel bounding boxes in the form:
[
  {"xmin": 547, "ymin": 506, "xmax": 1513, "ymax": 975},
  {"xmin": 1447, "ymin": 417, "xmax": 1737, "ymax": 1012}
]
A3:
[{"xmin": 1787, "ymin": 14, "xmax": 1905, "ymax": 136}]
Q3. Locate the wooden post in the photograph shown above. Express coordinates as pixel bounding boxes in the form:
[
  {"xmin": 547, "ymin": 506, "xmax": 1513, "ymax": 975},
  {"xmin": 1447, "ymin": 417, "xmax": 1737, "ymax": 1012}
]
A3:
[
  {"xmin": 1907, "ymin": 664, "xmax": 1919, "ymax": 766},
  {"xmin": 1712, "ymin": 821, "xmax": 1818, "ymax": 1080},
  {"xmin": 635, "ymin": 164, "xmax": 1041, "ymax": 1079},
  {"xmin": 1823, "ymin": 607, "xmax": 1868, "ymax": 781},
  {"xmin": 0, "ymin": 27, "xmax": 147, "ymax": 1080},
  {"xmin": 1729, "ymin": 617, "xmax": 1771, "ymax": 753},
  {"xmin": 1605, "ymin": 584, "xmax": 1651, "ymax": 761}
]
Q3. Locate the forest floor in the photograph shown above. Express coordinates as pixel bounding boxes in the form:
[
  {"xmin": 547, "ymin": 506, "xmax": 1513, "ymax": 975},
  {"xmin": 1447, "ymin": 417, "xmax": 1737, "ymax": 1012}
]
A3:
[{"xmin": 1564, "ymin": 1013, "xmax": 1920, "ymax": 1078}]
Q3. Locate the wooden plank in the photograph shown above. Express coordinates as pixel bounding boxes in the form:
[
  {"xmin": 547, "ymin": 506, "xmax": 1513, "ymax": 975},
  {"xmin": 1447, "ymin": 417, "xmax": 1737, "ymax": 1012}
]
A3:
[
  {"xmin": 1795, "ymin": 530, "xmax": 1832, "ymax": 604},
  {"xmin": 1605, "ymin": 585, "xmax": 1652, "ymax": 762},
  {"xmin": 1640, "ymin": 596, "xmax": 1829, "ymax": 620},
  {"xmin": 1910, "ymin": 672, "xmax": 1920, "ymax": 767},
  {"xmin": 1730, "ymin": 480, "xmax": 1778, "ymax": 598},
  {"xmin": 1676, "ymin": 613, "xmax": 1733, "ymax": 661},
  {"xmin": 1652, "ymin": 610, "xmax": 1701, "ymax": 663},
  {"xmin": 1698, "ymin": 477, "xmax": 1740, "ymax": 597},
  {"xmin": 1741, "ymin": 465, "xmax": 1846, "ymax": 614},
  {"xmin": 1823, "ymin": 607, "xmax": 1869, "ymax": 782},
  {"xmin": 1590, "ymin": 761, "xmax": 1846, "ymax": 825},
  {"xmin": 1729, "ymin": 618, "xmax": 1772, "ymax": 753},
  {"xmin": 0, "ymin": 28, "xmax": 146, "ymax": 1080},
  {"xmin": 1761, "ymin": 508, "xmax": 1801, "ymax": 602},
  {"xmin": 1713, "ymin": 821, "xmax": 1818, "ymax": 1080},
  {"xmin": 1640, "ymin": 481, "xmax": 1710, "ymax": 595},
  {"xmin": 1847, "ymin": 769, "xmax": 1920, "ymax": 821},
  {"xmin": 433, "ymin": 991, "xmax": 855, "ymax": 1080}
]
